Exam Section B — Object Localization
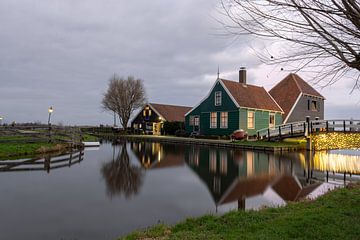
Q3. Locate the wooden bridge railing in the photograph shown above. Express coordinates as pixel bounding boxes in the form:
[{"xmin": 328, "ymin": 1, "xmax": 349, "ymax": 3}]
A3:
[{"xmin": 257, "ymin": 119, "xmax": 360, "ymax": 140}]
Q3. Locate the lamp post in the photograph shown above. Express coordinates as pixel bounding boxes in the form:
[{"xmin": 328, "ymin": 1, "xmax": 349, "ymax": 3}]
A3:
[
  {"xmin": 48, "ymin": 106, "xmax": 53, "ymax": 125},
  {"xmin": 48, "ymin": 107, "xmax": 53, "ymax": 143}
]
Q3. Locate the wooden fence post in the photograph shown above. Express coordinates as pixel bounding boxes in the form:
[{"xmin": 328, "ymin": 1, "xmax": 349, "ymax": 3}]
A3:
[
  {"xmin": 278, "ymin": 126, "xmax": 282, "ymax": 139},
  {"xmin": 290, "ymin": 124, "xmax": 293, "ymax": 136},
  {"xmin": 343, "ymin": 120, "xmax": 346, "ymax": 132},
  {"xmin": 326, "ymin": 121, "xmax": 329, "ymax": 132}
]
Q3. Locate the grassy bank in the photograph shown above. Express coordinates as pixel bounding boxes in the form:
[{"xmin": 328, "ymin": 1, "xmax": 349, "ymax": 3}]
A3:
[
  {"xmin": 0, "ymin": 142, "xmax": 67, "ymax": 160},
  {"xmin": 235, "ymin": 138, "xmax": 307, "ymax": 149},
  {"xmin": 122, "ymin": 184, "xmax": 360, "ymax": 240}
]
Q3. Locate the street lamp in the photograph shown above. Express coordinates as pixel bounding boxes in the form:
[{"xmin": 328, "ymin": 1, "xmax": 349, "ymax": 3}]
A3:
[
  {"xmin": 47, "ymin": 107, "xmax": 53, "ymax": 143},
  {"xmin": 48, "ymin": 106, "xmax": 53, "ymax": 125}
]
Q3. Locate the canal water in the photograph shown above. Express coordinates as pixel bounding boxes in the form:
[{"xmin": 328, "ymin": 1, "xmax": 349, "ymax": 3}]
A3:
[{"xmin": 0, "ymin": 142, "xmax": 359, "ymax": 240}]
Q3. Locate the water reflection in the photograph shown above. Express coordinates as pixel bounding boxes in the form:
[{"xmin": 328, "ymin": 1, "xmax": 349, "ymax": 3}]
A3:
[
  {"xmin": 0, "ymin": 151, "xmax": 84, "ymax": 173},
  {"xmin": 130, "ymin": 141, "xmax": 185, "ymax": 169},
  {"xmin": 130, "ymin": 142, "xmax": 359, "ymax": 211},
  {"xmin": 101, "ymin": 144, "xmax": 144, "ymax": 199}
]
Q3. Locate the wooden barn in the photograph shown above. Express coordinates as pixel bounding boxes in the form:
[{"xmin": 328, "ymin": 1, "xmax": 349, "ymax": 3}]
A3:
[
  {"xmin": 131, "ymin": 103, "xmax": 191, "ymax": 135},
  {"xmin": 185, "ymin": 68, "xmax": 284, "ymax": 136},
  {"xmin": 269, "ymin": 73, "xmax": 325, "ymax": 124}
]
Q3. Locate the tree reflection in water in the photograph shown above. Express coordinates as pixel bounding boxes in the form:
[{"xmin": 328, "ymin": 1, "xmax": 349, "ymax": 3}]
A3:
[{"xmin": 101, "ymin": 144, "xmax": 144, "ymax": 199}]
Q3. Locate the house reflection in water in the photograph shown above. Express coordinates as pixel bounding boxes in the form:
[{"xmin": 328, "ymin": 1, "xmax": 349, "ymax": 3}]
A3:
[
  {"xmin": 184, "ymin": 146, "xmax": 356, "ymax": 211},
  {"xmin": 130, "ymin": 142, "xmax": 185, "ymax": 169},
  {"xmin": 128, "ymin": 142, "xmax": 359, "ymax": 211}
]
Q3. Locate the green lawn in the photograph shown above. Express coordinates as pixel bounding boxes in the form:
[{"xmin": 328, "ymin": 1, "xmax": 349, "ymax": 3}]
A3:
[
  {"xmin": 0, "ymin": 142, "xmax": 56, "ymax": 160},
  {"xmin": 234, "ymin": 138, "xmax": 307, "ymax": 148},
  {"xmin": 81, "ymin": 133, "xmax": 99, "ymax": 142},
  {"xmin": 122, "ymin": 184, "xmax": 360, "ymax": 240}
]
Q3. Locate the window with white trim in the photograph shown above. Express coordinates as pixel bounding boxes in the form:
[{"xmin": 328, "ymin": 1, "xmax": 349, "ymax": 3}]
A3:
[
  {"xmin": 189, "ymin": 116, "xmax": 195, "ymax": 126},
  {"xmin": 269, "ymin": 113, "xmax": 275, "ymax": 128},
  {"xmin": 210, "ymin": 112, "xmax": 217, "ymax": 128},
  {"xmin": 194, "ymin": 116, "xmax": 200, "ymax": 126},
  {"xmin": 220, "ymin": 112, "xmax": 228, "ymax": 128},
  {"xmin": 215, "ymin": 91, "xmax": 222, "ymax": 106},
  {"xmin": 247, "ymin": 111, "xmax": 255, "ymax": 129}
]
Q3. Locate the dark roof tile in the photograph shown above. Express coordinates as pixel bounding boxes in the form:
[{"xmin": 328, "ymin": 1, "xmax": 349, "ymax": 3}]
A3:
[
  {"xmin": 220, "ymin": 79, "xmax": 283, "ymax": 112},
  {"xmin": 149, "ymin": 103, "xmax": 192, "ymax": 122}
]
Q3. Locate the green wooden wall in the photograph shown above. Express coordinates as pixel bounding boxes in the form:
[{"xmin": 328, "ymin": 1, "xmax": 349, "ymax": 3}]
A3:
[
  {"xmin": 185, "ymin": 80, "xmax": 283, "ymax": 136},
  {"xmin": 185, "ymin": 81, "xmax": 239, "ymax": 136},
  {"xmin": 239, "ymin": 108, "xmax": 283, "ymax": 136}
]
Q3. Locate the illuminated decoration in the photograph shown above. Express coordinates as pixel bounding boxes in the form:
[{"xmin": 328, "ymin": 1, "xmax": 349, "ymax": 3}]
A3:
[
  {"xmin": 312, "ymin": 132, "xmax": 360, "ymax": 150},
  {"xmin": 312, "ymin": 151, "xmax": 360, "ymax": 174}
]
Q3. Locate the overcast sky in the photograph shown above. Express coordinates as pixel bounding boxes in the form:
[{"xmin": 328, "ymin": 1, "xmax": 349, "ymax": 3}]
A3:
[{"xmin": 0, "ymin": 0, "xmax": 359, "ymax": 125}]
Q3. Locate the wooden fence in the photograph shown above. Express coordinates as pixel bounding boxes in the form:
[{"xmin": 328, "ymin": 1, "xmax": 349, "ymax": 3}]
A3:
[
  {"xmin": 257, "ymin": 119, "xmax": 360, "ymax": 140},
  {"xmin": 0, "ymin": 124, "xmax": 84, "ymax": 146}
]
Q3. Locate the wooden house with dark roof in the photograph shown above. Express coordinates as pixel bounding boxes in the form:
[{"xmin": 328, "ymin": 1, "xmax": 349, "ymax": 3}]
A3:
[
  {"xmin": 131, "ymin": 103, "xmax": 191, "ymax": 135},
  {"xmin": 185, "ymin": 68, "xmax": 284, "ymax": 136},
  {"xmin": 269, "ymin": 73, "xmax": 325, "ymax": 124}
]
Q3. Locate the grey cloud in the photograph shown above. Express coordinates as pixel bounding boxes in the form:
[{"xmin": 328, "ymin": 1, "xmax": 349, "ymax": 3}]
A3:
[{"xmin": 0, "ymin": 0, "xmax": 356, "ymax": 125}]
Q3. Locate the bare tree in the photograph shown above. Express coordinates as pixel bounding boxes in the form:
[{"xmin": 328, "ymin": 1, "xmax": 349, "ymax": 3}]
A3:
[
  {"xmin": 101, "ymin": 144, "xmax": 144, "ymax": 199},
  {"xmin": 102, "ymin": 75, "xmax": 146, "ymax": 128},
  {"xmin": 219, "ymin": 0, "xmax": 360, "ymax": 89}
]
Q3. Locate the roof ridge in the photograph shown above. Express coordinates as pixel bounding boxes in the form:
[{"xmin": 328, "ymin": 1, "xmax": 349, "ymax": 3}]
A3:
[
  {"xmin": 149, "ymin": 102, "xmax": 191, "ymax": 108},
  {"xmin": 290, "ymin": 73, "xmax": 302, "ymax": 92},
  {"xmin": 220, "ymin": 78, "xmax": 263, "ymax": 89}
]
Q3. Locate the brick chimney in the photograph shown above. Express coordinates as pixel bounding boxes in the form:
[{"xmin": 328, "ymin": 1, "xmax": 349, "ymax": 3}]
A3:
[{"xmin": 239, "ymin": 67, "xmax": 246, "ymax": 84}]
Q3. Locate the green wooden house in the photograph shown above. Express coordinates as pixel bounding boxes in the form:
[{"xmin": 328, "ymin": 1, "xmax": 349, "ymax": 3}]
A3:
[{"xmin": 185, "ymin": 68, "xmax": 284, "ymax": 136}]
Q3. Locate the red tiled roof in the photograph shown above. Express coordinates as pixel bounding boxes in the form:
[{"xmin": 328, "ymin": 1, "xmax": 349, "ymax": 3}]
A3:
[
  {"xmin": 269, "ymin": 74, "xmax": 325, "ymax": 120},
  {"xmin": 220, "ymin": 79, "xmax": 283, "ymax": 112},
  {"xmin": 149, "ymin": 103, "xmax": 192, "ymax": 122}
]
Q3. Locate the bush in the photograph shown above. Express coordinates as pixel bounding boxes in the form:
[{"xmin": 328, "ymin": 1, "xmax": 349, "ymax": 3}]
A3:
[
  {"xmin": 163, "ymin": 121, "xmax": 185, "ymax": 135},
  {"xmin": 175, "ymin": 129, "xmax": 190, "ymax": 137}
]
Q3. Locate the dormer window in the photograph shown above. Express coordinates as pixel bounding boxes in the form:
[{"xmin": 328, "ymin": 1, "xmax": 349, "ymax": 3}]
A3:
[{"xmin": 215, "ymin": 91, "xmax": 222, "ymax": 106}]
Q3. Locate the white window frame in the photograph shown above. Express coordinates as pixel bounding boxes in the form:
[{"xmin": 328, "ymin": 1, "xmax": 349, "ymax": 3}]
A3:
[
  {"xmin": 269, "ymin": 113, "xmax": 275, "ymax": 129},
  {"xmin": 210, "ymin": 112, "xmax": 217, "ymax": 128},
  {"xmin": 194, "ymin": 116, "xmax": 200, "ymax": 126},
  {"xmin": 215, "ymin": 91, "xmax": 222, "ymax": 106},
  {"xmin": 247, "ymin": 111, "xmax": 255, "ymax": 129},
  {"xmin": 189, "ymin": 116, "xmax": 195, "ymax": 126},
  {"xmin": 311, "ymin": 100, "xmax": 317, "ymax": 111},
  {"xmin": 220, "ymin": 112, "xmax": 228, "ymax": 128}
]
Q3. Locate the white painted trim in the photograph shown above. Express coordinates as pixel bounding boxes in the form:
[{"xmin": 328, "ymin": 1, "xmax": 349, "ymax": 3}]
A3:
[
  {"xmin": 184, "ymin": 78, "xmax": 240, "ymax": 116},
  {"xmin": 215, "ymin": 91, "xmax": 222, "ymax": 106},
  {"xmin": 219, "ymin": 79, "xmax": 240, "ymax": 108},
  {"xmin": 210, "ymin": 112, "xmax": 217, "ymax": 129},
  {"xmin": 220, "ymin": 112, "xmax": 228, "ymax": 129},
  {"xmin": 247, "ymin": 110, "xmax": 255, "ymax": 129},
  {"xmin": 302, "ymin": 93, "xmax": 326, "ymax": 100},
  {"xmin": 269, "ymin": 112, "xmax": 276, "ymax": 129},
  {"xmin": 239, "ymin": 107, "xmax": 283, "ymax": 114},
  {"xmin": 283, "ymin": 93, "xmax": 302, "ymax": 124}
]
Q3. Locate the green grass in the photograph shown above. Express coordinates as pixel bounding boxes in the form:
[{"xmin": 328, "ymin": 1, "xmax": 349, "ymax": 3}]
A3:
[
  {"xmin": 121, "ymin": 184, "xmax": 360, "ymax": 240},
  {"xmin": 234, "ymin": 138, "xmax": 307, "ymax": 148},
  {"xmin": 81, "ymin": 133, "xmax": 99, "ymax": 142},
  {"xmin": 0, "ymin": 142, "xmax": 55, "ymax": 160}
]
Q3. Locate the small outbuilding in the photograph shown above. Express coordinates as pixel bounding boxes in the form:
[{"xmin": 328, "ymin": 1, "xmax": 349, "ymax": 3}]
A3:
[
  {"xmin": 269, "ymin": 73, "xmax": 325, "ymax": 124},
  {"xmin": 131, "ymin": 103, "xmax": 192, "ymax": 135}
]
